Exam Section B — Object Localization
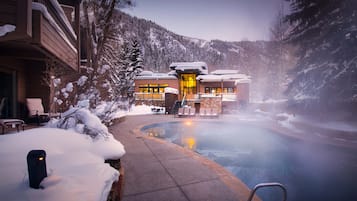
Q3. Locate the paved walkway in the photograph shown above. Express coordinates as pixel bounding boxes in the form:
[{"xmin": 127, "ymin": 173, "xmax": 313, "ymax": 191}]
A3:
[{"xmin": 110, "ymin": 115, "xmax": 258, "ymax": 201}]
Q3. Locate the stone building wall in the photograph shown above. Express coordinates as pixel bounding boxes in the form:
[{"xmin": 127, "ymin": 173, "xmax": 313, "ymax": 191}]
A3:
[{"xmin": 200, "ymin": 97, "xmax": 222, "ymax": 114}]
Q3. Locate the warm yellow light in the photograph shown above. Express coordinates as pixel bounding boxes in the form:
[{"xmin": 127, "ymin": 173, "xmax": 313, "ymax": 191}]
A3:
[
  {"xmin": 186, "ymin": 137, "xmax": 196, "ymax": 150},
  {"xmin": 38, "ymin": 157, "xmax": 44, "ymax": 161},
  {"xmin": 185, "ymin": 121, "xmax": 192, "ymax": 126}
]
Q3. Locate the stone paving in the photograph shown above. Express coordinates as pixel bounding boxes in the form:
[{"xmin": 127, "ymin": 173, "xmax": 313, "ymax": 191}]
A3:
[{"xmin": 110, "ymin": 115, "xmax": 258, "ymax": 201}]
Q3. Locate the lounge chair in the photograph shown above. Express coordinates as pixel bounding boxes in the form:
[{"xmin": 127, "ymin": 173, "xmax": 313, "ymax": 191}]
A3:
[
  {"xmin": 0, "ymin": 97, "xmax": 8, "ymax": 118},
  {"xmin": 210, "ymin": 108, "xmax": 219, "ymax": 118},
  {"xmin": 177, "ymin": 107, "xmax": 184, "ymax": 117},
  {"xmin": 26, "ymin": 98, "xmax": 60, "ymax": 125},
  {"xmin": 183, "ymin": 107, "xmax": 190, "ymax": 116},
  {"xmin": 199, "ymin": 108, "xmax": 219, "ymax": 118},
  {"xmin": 0, "ymin": 119, "xmax": 25, "ymax": 134},
  {"xmin": 199, "ymin": 108, "xmax": 207, "ymax": 117},
  {"xmin": 189, "ymin": 108, "xmax": 196, "ymax": 116}
]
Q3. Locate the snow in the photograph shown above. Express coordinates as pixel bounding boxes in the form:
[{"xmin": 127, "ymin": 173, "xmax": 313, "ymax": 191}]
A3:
[
  {"xmin": 197, "ymin": 73, "xmax": 251, "ymax": 84},
  {"xmin": 211, "ymin": 69, "xmax": 239, "ymax": 75},
  {"xmin": 0, "ymin": 128, "xmax": 125, "ymax": 201},
  {"xmin": 228, "ymin": 48, "xmax": 240, "ymax": 54},
  {"xmin": 48, "ymin": 0, "xmax": 76, "ymax": 39},
  {"xmin": 48, "ymin": 107, "xmax": 110, "ymax": 139},
  {"xmin": 53, "ymin": 78, "xmax": 61, "ymax": 87},
  {"xmin": 169, "ymin": 62, "xmax": 208, "ymax": 75},
  {"xmin": 98, "ymin": 65, "xmax": 110, "ymax": 75},
  {"xmin": 65, "ymin": 82, "xmax": 73, "ymax": 92},
  {"xmin": 0, "ymin": 24, "xmax": 16, "ymax": 37},
  {"xmin": 139, "ymin": 70, "xmax": 154, "ymax": 76},
  {"xmin": 112, "ymin": 104, "xmax": 164, "ymax": 119},
  {"xmin": 252, "ymin": 98, "xmax": 288, "ymax": 104},
  {"xmin": 32, "ymin": 2, "xmax": 77, "ymax": 53},
  {"xmin": 77, "ymin": 76, "xmax": 88, "ymax": 86},
  {"xmin": 135, "ymin": 71, "xmax": 177, "ymax": 80},
  {"xmin": 164, "ymin": 87, "xmax": 179, "ymax": 94},
  {"xmin": 149, "ymin": 28, "xmax": 161, "ymax": 48}
]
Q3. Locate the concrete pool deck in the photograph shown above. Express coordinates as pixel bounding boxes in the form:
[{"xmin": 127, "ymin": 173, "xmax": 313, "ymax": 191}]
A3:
[{"xmin": 110, "ymin": 115, "xmax": 260, "ymax": 201}]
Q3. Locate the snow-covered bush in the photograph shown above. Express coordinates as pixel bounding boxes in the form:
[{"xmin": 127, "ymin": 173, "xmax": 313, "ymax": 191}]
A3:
[{"xmin": 47, "ymin": 107, "xmax": 110, "ymax": 139}]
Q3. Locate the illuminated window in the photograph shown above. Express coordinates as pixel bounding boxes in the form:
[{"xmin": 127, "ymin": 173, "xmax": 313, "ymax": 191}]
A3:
[
  {"xmin": 180, "ymin": 74, "xmax": 197, "ymax": 95},
  {"xmin": 139, "ymin": 84, "xmax": 168, "ymax": 93},
  {"xmin": 204, "ymin": 87, "xmax": 236, "ymax": 94}
]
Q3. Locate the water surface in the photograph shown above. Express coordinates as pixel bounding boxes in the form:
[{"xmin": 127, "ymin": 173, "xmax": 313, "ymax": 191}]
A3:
[{"xmin": 142, "ymin": 121, "xmax": 357, "ymax": 201}]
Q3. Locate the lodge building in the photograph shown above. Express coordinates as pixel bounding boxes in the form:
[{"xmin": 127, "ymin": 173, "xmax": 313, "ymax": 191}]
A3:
[
  {"xmin": 0, "ymin": 0, "xmax": 81, "ymax": 118},
  {"xmin": 134, "ymin": 62, "xmax": 251, "ymax": 114}
]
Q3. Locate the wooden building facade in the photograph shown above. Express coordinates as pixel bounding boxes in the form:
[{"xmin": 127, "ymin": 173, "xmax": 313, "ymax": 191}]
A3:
[{"xmin": 0, "ymin": 0, "xmax": 81, "ymax": 118}]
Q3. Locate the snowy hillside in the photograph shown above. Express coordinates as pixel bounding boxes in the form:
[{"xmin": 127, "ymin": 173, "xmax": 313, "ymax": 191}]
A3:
[
  {"xmin": 114, "ymin": 11, "xmax": 297, "ymax": 101},
  {"xmin": 284, "ymin": 0, "xmax": 357, "ymax": 116}
]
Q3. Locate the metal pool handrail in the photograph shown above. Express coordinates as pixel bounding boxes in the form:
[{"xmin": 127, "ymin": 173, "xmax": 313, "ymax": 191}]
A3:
[{"xmin": 247, "ymin": 182, "xmax": 287, "ymax": 201}]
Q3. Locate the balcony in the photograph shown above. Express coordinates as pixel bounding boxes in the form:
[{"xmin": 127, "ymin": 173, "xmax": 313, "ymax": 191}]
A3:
[
  {"xmin": 198, "ymin": 93, "xmax": 237, "ymax": 102},
  {"xmin": 135, "ymin": 93, "xmax": 165, "ymax": 101},
  {"xmin": 0, "ymin": 0, "xmax": 80, "ymax": 71}
]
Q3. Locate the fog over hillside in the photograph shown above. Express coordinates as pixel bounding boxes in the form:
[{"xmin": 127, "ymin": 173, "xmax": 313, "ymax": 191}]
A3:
[{"xmin": 113, "ymin": 11, "xmax": 297, "ymax": 102}]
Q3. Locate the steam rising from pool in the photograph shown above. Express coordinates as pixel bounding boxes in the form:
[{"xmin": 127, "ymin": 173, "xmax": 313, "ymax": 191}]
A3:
[{"xmin": 142, "ymin": 121, "xmax": 357, "ymax": 201}]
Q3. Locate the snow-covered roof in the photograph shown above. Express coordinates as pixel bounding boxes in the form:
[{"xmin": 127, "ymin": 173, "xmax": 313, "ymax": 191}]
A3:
[
  {"xmin": 211, "ymin": 69, "xmax": 239, "ymax": 75},
  {"xmin": 169, "ymin": 62, "xmax": 208, "ymax": 75},
  {"xmin": 164, "ymin": 87, "xmax": 179, "ymax": 94},
  {"xmin": 136, "ymin": 71, "xmax": 177, "ymax": 80},
  {"xmin": 139, "ymin": 70, "xmax": 154, "ymax": 76},
  {"xmin": 197, "ymin": 73, "xmax": 251, "ymax": 84}
]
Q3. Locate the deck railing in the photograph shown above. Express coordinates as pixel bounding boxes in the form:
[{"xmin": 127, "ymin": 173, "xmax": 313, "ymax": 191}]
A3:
[
  {"xmin": 135, "ymin": 93, "xmax": 165, "ymax": 100},
  {"xmin": 33, "ymin": 0, "xmax": 77, "ymax": 48},
  {"xmin": 198, "ymin": 93, "xmax": 237, "ymax": 101}
]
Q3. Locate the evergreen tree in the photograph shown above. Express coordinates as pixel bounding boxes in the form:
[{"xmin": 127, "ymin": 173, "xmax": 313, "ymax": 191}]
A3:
[
  {"xmin": 80, "ymin": 0, "xmax": 132, "ymax": 108},
  {"xmin": 285, "ymin": 0, "xmax": 357, "ymax": 111}
]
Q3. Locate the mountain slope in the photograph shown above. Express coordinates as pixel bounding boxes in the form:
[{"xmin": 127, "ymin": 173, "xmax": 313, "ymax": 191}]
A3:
[{"xmin": 113, "ymin": 11, "xmax": 297, "ymax": 101}]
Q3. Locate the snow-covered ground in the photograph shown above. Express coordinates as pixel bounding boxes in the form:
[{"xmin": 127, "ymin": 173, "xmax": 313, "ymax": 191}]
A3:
[
  {"xmin": 0, "ymin": 104, "xmax": 159, "ymax": 201},
  {"xmin": 0, "ymin": 128, "xmax": 125, "ymax": 201},
  {"xmin": 113, "ymin": 104, "xmax": 165, "ymax": 118},
  {"xmin": 0, "ymin": 104, "xmax": 135, "ymax": 201}
]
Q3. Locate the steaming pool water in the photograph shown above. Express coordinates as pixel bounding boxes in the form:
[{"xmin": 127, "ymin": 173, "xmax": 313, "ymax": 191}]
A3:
[{"xmin": 141, "ymin": 121, "xmax": 357, "ymax": 201}]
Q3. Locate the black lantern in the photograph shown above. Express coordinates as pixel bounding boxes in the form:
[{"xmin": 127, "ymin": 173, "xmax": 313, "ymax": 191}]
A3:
[{"xmin": 27, "ymin": 150, "xmax": 47, "ymax": 189}]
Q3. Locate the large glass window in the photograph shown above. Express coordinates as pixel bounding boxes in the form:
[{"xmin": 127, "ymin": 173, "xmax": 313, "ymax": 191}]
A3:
[
  {"xmin": 204, "ymin": 87, "xmax": 236, "ymax": 94},
  {"xmin": 180, "ymin": 74, "xmax": 197, "ymax": 96},
  {"xmin": 139, "ymin": 84, "xmax": 168, "ymax": 93}
]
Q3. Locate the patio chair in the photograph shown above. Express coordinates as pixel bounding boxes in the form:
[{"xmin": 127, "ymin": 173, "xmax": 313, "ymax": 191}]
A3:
[
  {"xmin": 177, "ymin": 107, "xmax": 184, "ymax": 117},
  {"xmin": 0, "ymin": 97, "xmax": 8, "ymax": 118},
  {"xmin": 210, "ymin": 108, "xmax": 219, "ymax": 118},
  {"xmin": 199, "ymin": 108, "xmax": 207, "ymax": 117},
  {"xmin": 0, "ymin": 119, "xmax": 25, "ymax": 134},
  {"xmin": 26, "ymin": 98, "xmax": 60, "ymax": 125},
  {"xmin": 183, "ymin": 107, "xmax": 190, "ymax": 116},
  {"xmin": 189, "ymin": 107, "xmax": 196, "ymax": 116}
]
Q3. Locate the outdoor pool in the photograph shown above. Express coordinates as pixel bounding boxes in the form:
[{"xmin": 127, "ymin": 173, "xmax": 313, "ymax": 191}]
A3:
[{"xmin": 141, "ymin": 121, "xmax": 357, "ymax": 201}]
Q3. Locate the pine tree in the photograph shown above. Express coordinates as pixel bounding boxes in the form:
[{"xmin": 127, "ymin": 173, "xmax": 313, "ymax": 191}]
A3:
[
  {"xmin": 128, "ymin": 39, "xmax": 143, "ymax": 105},
  {"xmin": 285, "ymin": 0, "xmax": 357, "ymax": 111}
]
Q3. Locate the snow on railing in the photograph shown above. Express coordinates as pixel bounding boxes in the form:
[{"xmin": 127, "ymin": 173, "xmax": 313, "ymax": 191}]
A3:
[
  {"xmin": 0, "ymin": 24, "xmax": 16, "ymax": 37},
  {"xmin": 32, "ymin": 2, "xmax": 77, "ymax": 53}
]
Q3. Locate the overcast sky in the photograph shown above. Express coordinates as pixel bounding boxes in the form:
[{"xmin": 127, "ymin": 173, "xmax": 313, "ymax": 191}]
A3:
[{"xmin": 122, "ymin": 0, "xmax": 289, "ymax": 42}]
